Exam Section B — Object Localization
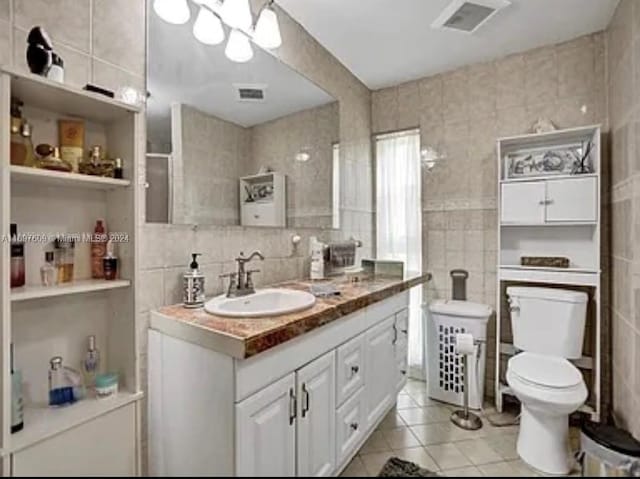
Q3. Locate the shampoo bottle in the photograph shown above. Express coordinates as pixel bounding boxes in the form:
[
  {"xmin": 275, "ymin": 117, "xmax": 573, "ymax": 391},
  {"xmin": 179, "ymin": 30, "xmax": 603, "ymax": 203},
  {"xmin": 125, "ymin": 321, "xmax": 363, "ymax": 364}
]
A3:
[{"xmin": 91, "ymin": 219, "xmax": 107, "ymax": 278}]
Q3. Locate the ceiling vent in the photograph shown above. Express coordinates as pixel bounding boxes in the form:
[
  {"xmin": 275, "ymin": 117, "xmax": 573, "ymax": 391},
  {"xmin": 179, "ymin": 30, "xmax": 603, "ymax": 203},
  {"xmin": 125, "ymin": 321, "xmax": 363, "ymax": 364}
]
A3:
[
  {"xmin": 234, "ymin": 83, "xmax": 267, "ymax": 102},
  {"xmin": 432, "ymin": 0, "xmax": 510, "ymax": 34}
]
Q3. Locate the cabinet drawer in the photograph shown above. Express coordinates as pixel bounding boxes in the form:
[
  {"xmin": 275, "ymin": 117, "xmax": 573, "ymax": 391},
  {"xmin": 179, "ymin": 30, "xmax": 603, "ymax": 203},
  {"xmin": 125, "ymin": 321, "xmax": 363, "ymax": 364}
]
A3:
[
  {"xmin": 336, "ymin": 335, "xmax": 366, "ymax": 406},
  {"xmin": 335, "ymin": 387, "xmax": 366, "ymax": 466}
]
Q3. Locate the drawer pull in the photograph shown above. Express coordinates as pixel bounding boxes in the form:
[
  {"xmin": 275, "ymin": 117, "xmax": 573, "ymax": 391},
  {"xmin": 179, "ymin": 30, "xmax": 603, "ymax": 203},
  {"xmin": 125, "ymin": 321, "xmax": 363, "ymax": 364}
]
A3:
[
  {"xmin": 400, "ymin": 328, "xmax": 408, "ymax": 334},
  {"xmin": 401, "ymin": 369, "xmax": 407, "ymax": 376},
  {"xmin": 289, "ymin": 388, "xmax": 297, "ymax": 425},
  {"xmin": 350, "ymin": 422, "xmax": 359, "ymax": 431},
  {"xmin": 350, "ymin": 365, "xmax": 360, "ymax": 376},
  {"xmin": 301, "ymin": 383, "xmax": 310, "ymax": 418},
  {"xmin": 392, "ymin": 324, "xmax": 398, "ymax": 345}
]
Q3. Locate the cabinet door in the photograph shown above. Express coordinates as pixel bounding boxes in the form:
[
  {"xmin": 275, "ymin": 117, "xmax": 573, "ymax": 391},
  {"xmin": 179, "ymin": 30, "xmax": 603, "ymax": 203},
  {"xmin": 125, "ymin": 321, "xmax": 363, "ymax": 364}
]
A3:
[
  {"xmin": 545, "ymin": 177, "xmax": 597, "ymax": 222},
  {"xmin": 236, "ymin": 373, "xmax": 296, "ymax": 477},
  {"xmin": 336, "ymin": 334, "xmax": 366, "ymax": 406},
  {"xmin": 365, "ymin": 316, "xmax": 395, "ymax": 429},
  {"xmin": 297, "ymin": 351, "xmax": 336, "ymax": 477},
  {"xmin": 12, "ymin": 403, "xmax": 136, "ymax": 476},
  {"xmin": 500, "ymin": 181, "xmax": 546, "ymax": 224}
]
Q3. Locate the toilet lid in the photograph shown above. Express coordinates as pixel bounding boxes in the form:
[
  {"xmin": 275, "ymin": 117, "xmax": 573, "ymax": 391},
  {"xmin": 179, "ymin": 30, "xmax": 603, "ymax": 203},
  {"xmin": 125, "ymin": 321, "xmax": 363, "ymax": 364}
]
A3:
[{"xmin": 509, "ymin": 352, "xmax": 583, "ymax": 389}]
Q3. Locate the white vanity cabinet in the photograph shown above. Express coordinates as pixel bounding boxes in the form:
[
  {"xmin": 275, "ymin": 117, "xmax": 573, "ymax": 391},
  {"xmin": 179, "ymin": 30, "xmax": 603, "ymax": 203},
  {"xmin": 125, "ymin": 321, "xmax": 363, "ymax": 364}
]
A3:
[
  {"xmin": 149, "ymin": 292, "xmax": 410, "ymax": 476},
  {"xmin": 500, "ymin": 175, "xmax": 597, "ymax": 225}
]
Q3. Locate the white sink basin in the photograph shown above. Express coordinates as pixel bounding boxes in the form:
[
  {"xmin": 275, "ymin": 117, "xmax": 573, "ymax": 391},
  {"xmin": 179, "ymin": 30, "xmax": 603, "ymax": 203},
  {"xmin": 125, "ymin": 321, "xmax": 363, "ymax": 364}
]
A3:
[{"xmin": 204, "ymin": 288, "xmax": 316, "ymax": 318}]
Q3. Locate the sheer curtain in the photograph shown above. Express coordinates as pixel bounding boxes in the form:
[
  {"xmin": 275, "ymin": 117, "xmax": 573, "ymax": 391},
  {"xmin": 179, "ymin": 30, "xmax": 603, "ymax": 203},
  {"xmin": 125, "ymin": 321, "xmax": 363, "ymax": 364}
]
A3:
[{"xmin": 376, "ymin": 129, "xmax": 424, "ymax": 379}]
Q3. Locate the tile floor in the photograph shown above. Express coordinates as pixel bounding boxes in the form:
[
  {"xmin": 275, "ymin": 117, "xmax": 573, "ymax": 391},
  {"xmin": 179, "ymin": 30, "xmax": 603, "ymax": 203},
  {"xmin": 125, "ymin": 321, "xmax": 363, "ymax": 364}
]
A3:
[{"xmin": 341, "ymin": 379, "xmax": 580, "ymax": 477}]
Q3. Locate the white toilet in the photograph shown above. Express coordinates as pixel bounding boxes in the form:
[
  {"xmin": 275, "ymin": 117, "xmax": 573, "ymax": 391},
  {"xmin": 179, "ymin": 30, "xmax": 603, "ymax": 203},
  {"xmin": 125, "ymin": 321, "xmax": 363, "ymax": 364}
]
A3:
[{"xmin": 505, "ymin": 286, "xmax": 588, "ymax": 475}]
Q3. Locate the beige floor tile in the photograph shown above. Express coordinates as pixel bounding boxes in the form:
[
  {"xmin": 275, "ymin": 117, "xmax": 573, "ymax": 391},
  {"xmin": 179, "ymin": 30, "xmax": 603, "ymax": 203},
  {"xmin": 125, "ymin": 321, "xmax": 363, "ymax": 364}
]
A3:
[
  {"xmin": 478, "ymin": 461, "xmax": 520, "ymax": 476},
  {"xmin": 393, "ymin": 446, "xmax": 440, "ymax": 472},
  {"xmin": 410, "ymin": 424, "xmax": 451, "ymax": 446},
  {"xmin": 408, "ymin": 391, "xmax": 441, "ymax": 407},
  {"xmin": 506, "ymin": 459, "xmax": 542, "ymax": 476},
  {"xmin": 398, "ymin": 406, "xmax": 451, "ymax": 426},
  {"xmin": 488, "ymin": 432, "xmax": 519, "ymax": 460},
  {"xmin": 382, "ymin": 427, "xmax": 422, "ymax": 449},
  {"xmin": 455, "ymin": 438, "xmax": 504, "ymax": 465},
  {"xmin": 396, "ymin": 394, "xmax": 419, "ymax": 409},
  {"xmin": 442, "ymin": 465, "xmax": 483, "ymax": 476},
  {"xmin": 340, "ymin": 456, "xmax": 368, "ymax": 477},
  {"xmin": 359, "ymin": 430, "xmax": 391, "ymax": 454},
  {"xmin": 425, "ymin": 443, "xmax": 473, "ymax": 470},
  {"xmin": 359, "ymin": 451, "xmax": 394, "ymax": 476},
  {"xmin": 375, "ymin": 411, "xmax": 407, "ymax": 430}
]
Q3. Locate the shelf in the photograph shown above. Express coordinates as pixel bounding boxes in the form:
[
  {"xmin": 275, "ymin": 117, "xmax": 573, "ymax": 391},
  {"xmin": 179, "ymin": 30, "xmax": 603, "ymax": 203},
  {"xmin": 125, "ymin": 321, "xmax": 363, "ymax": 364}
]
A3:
[
  {"xmin": 499, "ymin": 266, "xmax": 599, "ymax": 286},
  {"xmin": 500, "ymin": 173, "xmax": 598, "ymax": 184},
  {"xmin": 10, "ymin": 165, "xmax": 130, "ymax": 190},
  {"xmin": 2, "ymin": 65, "xmax": 140, "ymax": 122},
  {"xmin": 11, "ymin": 279, "xmax": 131, "ymax": 302},
  {"xmin": 501, "ymin": 221, "xmax": 597, "ymax": 226},
  {"xmin": 497, "ymin": 124, "xmax": 601, "ymax": 151},
  {"xmin": 9, "ymin": 391, "xmax": 143, "ymax": 453}
]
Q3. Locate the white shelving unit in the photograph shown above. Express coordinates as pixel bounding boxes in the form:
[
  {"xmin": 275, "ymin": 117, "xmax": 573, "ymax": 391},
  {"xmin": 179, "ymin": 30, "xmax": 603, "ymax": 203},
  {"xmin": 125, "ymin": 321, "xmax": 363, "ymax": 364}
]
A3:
[
  {"xmin": 0, "ymin": 66, "xmax": 142, "ymax": 475},
  {"xmin": 495, "ymin": 125, "xmax": 602, "ymax": 422},
  {"xmin": 240, "ymin": 172, "xmax": 286, "ymax": 227}
]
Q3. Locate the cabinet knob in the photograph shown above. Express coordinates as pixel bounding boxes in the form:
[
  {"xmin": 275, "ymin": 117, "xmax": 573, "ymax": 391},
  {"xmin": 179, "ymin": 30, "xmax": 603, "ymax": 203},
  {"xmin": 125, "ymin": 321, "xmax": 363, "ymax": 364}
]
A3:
[
  {"xmin": 254, "ymin": 214, "xmax": 260, "ymax": 219},
  {"xmin": 538, "ymin": 200, "xmax": 546, "ymax": 205},
  {"xmin": 400, "ymin": 328, "xmax": 408, "ymax": 334},
  {"xmin": 350, "ymin": 365, "xmax": 359, "ymax": 376},
  {"xmin": 350, "ymin": 422, "xmax": 359, "ymax": 431},
  {"xmin": 401, "ymin": 369, "xmax": 407, "ymax": 375}
]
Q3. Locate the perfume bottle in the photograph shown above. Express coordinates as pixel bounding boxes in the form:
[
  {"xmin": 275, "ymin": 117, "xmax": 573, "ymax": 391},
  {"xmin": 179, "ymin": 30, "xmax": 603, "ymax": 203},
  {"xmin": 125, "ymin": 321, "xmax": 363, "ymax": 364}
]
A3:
[
  {"xmin": 10, "ymin": 224, "xmax": 25, "ymax": 288},
  {"xmin": 54, "ymin": 238, "xmax": 75, "ymax": 283},
  {"xmin": 48, "ymin": 356, "xmax": 75, "ymax": 407},
  {"xmin": 40, "ymin": 251, "xmax": 57, "ymax": 286},
  {"xmin": 21, "ymin": 122, "xmax": 36, "ymax": 167},
  {"xmin": 82, "ymin": 335, "xmax": 100, "ymax": 389}
]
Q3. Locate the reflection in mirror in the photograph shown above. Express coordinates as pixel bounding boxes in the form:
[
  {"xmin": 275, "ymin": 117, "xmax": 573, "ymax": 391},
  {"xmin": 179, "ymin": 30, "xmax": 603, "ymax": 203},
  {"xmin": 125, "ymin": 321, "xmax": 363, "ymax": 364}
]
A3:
[{"xmin": 146, "ymin": 6, "xmax": 340, "ymax": 229}]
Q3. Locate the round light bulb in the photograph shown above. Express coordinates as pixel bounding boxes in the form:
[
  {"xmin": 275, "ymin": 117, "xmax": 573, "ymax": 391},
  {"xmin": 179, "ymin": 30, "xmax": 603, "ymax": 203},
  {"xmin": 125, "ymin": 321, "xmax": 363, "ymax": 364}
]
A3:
[
  {"xmin": 225, "ymin": 29, "xmax": 253, "ymax": 62},
  {"xmin": 193, "ymin": 7, "xmax": 225, "ymax": 45},
  {"xmin": 220, "ymin": 0, "xmax": 252, "ymax": 31},
  {"xmin": 254, "ymin": 6, "xmax": 282, "ymax": 49},
  {"xmin": 153, "ymin": 0, "xmax": 191, "ymax": 25}
]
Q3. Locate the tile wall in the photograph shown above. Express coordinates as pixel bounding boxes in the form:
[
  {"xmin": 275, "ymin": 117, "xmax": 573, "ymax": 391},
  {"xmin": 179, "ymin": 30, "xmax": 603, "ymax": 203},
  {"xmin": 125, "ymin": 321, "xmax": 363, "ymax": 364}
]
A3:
[
  {"xmin": 0, "ymin": 0, "xmax": 145, "ymax": 93},
  {"xmin": 607, "ymin": 0, "xmax": 640, "ymax": 440},
  {"xmin": 371, "ymin": 32, "xmax": 608, "ymax": 401},
  {"xmin": 250, "ymin": 101, "xmax": 339, "ymax": 228}
]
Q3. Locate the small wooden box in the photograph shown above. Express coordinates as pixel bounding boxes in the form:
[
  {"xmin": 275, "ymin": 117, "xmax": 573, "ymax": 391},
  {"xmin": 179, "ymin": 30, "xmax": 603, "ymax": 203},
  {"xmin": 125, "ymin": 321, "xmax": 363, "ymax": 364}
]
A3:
[{"xmin": 521, "ymin": 256, "xmax": 570, "ymax": 268}]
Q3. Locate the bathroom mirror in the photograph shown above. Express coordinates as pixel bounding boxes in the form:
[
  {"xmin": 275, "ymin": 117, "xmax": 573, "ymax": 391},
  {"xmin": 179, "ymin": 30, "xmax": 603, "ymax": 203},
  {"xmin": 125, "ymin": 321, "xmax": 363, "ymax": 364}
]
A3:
[{"xmin": 146, "ymin": 7, "xmax": 340, "ymax": 228}]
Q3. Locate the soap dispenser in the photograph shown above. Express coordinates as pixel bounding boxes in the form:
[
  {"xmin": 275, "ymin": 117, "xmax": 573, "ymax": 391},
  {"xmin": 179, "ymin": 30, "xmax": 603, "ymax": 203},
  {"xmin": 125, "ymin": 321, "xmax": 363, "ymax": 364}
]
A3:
[{"xmin": 183, "ymin": 253, "xmax": 205, "ymax": 308}]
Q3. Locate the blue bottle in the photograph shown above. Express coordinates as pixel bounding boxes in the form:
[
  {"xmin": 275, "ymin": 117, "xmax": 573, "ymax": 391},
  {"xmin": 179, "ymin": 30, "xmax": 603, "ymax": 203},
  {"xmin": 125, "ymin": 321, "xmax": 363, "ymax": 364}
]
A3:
[{"xmin": 48, "ymin": 356, "xmax": 75, "ymax": 407}]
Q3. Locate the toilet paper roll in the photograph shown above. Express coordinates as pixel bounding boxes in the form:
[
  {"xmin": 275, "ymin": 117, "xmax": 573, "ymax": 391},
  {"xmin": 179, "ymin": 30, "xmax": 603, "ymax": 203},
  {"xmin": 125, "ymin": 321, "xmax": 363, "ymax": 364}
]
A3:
[{"xmin": 455, "ymin": 333, "xmax": 475, "ymax": 355}]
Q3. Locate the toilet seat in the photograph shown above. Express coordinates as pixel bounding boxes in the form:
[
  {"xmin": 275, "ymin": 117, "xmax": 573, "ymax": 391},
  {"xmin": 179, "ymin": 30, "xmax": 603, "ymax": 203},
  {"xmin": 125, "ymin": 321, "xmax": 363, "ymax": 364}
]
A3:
[{"xmin": 508, "ymin": 352, "xmax": 582, "ymax": 390}]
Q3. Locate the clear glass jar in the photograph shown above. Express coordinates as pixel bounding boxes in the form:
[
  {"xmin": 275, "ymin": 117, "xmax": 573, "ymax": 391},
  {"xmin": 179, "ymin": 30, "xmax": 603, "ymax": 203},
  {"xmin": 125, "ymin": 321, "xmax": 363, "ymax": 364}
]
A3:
[
  {"xmin": 54, "ymin": 238, "xmax": 75, "ymax": 283},
  {"xmin": 40, "ymin": 251, "xmax": 57, "ymax": 287}
]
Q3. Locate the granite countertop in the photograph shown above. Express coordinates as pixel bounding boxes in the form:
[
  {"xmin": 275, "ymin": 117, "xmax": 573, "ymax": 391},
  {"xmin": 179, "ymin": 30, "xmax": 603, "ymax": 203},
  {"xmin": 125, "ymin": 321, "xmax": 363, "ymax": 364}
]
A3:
[{"xmin": 150, "ymin": 271, "xmax": 430, "ymax": 359}]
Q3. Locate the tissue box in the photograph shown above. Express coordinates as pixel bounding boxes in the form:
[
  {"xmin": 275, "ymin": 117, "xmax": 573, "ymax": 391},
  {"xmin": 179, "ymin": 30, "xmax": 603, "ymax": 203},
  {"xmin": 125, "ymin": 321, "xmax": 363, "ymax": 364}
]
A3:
[{"xmin": 361, "ymin": 259, "xmax": 404, "ymax": 278}]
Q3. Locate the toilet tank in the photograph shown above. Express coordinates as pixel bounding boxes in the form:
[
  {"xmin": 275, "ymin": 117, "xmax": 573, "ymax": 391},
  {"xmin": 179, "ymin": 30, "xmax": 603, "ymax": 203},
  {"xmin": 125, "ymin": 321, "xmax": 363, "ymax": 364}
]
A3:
[{"xmin": 506, "ymin": 286, "xmax": 588, "ymax": 359}]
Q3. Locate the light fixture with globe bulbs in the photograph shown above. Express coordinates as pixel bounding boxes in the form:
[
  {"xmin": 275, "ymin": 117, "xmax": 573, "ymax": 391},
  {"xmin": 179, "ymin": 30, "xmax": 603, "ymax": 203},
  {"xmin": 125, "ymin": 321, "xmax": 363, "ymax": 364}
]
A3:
[
  {"xmin": 154, "ymin": 0, "xmax": 191, "ymax": 25},
  {"xmin": 193, "ymin": 6, "xmax": 225, "ymax": 45},
  {"xmin": 153, "ymin": 0, "xmax": 282, "ymax": 63}
]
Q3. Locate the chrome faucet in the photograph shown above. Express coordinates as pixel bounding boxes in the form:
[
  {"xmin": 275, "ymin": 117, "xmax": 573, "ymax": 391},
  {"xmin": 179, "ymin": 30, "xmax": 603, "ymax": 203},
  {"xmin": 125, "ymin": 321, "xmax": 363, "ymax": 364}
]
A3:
[{"xmin": 220, "ymin": 251, "xmax": 265, "ymax": 297}]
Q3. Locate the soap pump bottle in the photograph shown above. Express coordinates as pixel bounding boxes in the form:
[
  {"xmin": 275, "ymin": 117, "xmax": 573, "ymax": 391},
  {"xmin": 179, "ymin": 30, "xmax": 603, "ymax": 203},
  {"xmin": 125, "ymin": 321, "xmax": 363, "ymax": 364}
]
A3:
[{"xmin": 183, "ymin": 253, "xmax": 205, "ymax": 308}]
